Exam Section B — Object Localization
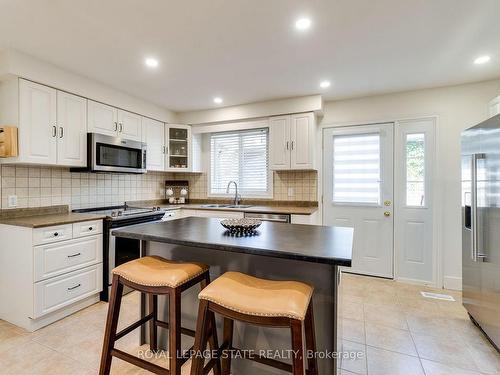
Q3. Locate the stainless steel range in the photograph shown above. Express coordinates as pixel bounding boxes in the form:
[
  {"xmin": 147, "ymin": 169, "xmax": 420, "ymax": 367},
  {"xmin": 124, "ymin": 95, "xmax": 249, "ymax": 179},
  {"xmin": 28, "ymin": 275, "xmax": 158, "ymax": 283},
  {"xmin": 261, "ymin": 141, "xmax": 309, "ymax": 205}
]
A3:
[{"xmin": 73, "ymin": 204, "xmax": 180, "ymax": 301}]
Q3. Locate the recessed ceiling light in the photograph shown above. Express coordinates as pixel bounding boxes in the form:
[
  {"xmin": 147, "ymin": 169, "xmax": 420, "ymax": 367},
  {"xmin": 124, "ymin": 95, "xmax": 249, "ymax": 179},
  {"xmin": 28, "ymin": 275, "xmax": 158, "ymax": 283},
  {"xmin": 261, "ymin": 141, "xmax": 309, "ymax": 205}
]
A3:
[
  {"xmin": 474, "ymin": 55, "xmax": 491, "ymax": 65},
  {"xmin": 145, "ymin": 57, "xmax": 159, "ymax": 68},
  {"xmin": 295, "ymin": 18, "xmax": 311, "ymax": 30},
  {"xmin": 213, "ymin": 97, "xmax": 223, "ymax": 104},
  {"xmin": 320, "ymin": 80, "xmax": 331, "ymax": 88}
]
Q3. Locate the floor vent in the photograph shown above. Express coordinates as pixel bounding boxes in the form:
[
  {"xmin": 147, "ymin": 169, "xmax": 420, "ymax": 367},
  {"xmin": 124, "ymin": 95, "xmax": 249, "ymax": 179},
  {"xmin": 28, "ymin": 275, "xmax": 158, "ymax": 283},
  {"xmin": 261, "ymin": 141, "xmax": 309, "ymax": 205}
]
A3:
[{"xmin": 420, "ymin": 291, "xmax": 455, "ymax": 301}]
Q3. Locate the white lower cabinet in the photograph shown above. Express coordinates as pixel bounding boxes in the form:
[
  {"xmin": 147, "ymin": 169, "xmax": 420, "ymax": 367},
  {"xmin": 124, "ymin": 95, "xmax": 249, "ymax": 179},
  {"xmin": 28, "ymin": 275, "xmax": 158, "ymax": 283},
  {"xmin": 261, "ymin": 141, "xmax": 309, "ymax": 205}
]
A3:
[
  {"xmin": 181, "ymin": 209, "xmax": 244, "ymax": 219},
  {"xmin": 0, "ymin": 219, "xmax": 103, "ymax": 331},
  {"xmin": 34, "ymin": 235, "xmax": 103, "ymax": 281},
  {"xmin": 33, "ymin": 263, "xmax": 102, "ymax": 318}
]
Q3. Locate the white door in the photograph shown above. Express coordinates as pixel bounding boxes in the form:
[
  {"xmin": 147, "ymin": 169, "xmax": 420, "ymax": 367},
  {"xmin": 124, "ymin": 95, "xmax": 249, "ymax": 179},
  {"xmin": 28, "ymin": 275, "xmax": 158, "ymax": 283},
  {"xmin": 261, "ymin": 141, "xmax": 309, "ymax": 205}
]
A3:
[
  {"xmin": 117, "ymin": 110, "xmax": 142, "ymax": 141},
  {"xmin": 395, "ymin": 118, "xmax": 435, "ymax": 284},
  {"xmin": 18, "ymin": 79, "xmax": 57, "ymax": 164},
  {"xmin": 323, "ymin": 123, "xmax": 394, "ymax": 278},
  {"xmin": 269, "ymin": 115, "xmax": 291, "ymax": 170},
  {"xmin": 290, "ymin": 112, "xmax": 314, "ymax": 169},
  {"xmin": 87, "ymin": 100, "xmax": 117, "ymax": 137},
  {"xmin": 142, "ymin": 117, "xmax": 165, "ymax": 171},
  {"xmin": 56, "ymin": 91, "xmax": 87, "ymax": 167}
]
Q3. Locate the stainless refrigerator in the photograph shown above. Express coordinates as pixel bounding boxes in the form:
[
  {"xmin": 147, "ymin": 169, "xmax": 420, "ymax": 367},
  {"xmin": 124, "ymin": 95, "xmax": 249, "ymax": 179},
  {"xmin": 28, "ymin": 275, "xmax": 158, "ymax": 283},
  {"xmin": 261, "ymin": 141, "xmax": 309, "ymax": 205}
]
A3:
[{"xmin": 461, "ymin": 113, "xmax": 500, "ymax": 351}]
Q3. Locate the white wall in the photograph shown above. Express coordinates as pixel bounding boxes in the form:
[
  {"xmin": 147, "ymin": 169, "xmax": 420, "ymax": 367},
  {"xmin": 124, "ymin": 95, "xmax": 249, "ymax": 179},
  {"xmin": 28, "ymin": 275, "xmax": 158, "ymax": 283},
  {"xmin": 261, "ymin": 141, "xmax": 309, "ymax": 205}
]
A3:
[
  {"xmin": 0, "ymin": 49, "xmax": 177, "ymax": 123},
  {"xmin": 320, "ymin": 79, "xmax": 500, "ymax": 289},
  {"xmin": 178, "ymin": 94, "xmax": 323, "ymax": 124}
]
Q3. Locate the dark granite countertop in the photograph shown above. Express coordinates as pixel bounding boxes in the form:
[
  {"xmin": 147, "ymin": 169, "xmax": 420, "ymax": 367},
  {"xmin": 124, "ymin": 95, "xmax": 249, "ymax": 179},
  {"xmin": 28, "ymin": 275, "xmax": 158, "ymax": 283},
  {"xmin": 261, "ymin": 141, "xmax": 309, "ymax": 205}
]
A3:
[{"xmin": 112, "ymin": 217, "xmax": 353, "ymax": 266}]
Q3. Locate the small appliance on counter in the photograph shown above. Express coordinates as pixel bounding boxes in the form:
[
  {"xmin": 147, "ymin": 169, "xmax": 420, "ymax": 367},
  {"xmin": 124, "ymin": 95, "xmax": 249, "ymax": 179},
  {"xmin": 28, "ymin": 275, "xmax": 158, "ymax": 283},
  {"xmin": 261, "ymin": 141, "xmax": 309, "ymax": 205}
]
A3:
[{"xmin": 165, "ymin": 180, "xmax": 189, "ymax": 204}]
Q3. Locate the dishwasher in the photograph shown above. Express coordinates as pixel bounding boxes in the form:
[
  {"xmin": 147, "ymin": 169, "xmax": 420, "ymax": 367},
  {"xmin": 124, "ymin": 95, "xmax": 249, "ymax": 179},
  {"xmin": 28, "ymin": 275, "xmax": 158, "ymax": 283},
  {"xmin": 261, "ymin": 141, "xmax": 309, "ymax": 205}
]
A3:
[{"xmin": 243, "ymin": 212, "xmax": 291, "ymax": 223}]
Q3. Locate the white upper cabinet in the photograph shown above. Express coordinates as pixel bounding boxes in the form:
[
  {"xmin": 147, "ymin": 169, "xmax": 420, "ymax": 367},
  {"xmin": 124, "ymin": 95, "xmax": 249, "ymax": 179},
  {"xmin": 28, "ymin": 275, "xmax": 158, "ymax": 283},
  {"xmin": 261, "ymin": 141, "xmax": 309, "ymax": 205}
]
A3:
[
  {"xmin": 269, "ymin": 112, "xmax": 316, "ymax": 170},
  {"xmin": 269, "ymin": 115, "xmax": 291, "ymax": 170},
  {"xmin": 117, "ymin": 110, "xmax": 142, "ymax": 141},
  {"xmin": 56, "ymin": 91, "xmax": 87, "ymax": 167},
  {"xmin": 290, "ymin": 112, "xmax": 315, "ymax": 169},
  {"xmin": 142, "ymin": 117, "xmax": 165, "ymax": 171},
  {"xmin": 18, "ymin": 80, "xmax": 58, "ymax": 165},
  {"xmin": 87, "ymin": 101, "xmax": 117, "ymax": 137},
  {"xmin": 165, "ymin": 124, "xmax": 191, "ymax": 171},
  {"xmin": 88, "ymin": 101, "xmax": 142, "ymax": 141}
]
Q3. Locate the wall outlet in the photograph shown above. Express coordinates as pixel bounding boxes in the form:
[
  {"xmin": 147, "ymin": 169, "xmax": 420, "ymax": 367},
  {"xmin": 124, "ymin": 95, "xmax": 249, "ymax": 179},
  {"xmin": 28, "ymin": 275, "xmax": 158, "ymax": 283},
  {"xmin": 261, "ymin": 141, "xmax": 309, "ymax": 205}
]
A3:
[
  {"xmin": 8, "ymin": 195, "xmax": 17, "ymax": 207},
  {"xmin": 288, "ymin": 187, "xmax": 294, "ymax": 197}
]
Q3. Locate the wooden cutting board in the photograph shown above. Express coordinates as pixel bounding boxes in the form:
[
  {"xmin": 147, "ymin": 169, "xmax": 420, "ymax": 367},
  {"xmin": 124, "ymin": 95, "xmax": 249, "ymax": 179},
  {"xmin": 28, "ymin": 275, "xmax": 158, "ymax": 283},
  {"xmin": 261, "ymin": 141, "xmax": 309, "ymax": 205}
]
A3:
[{"xmin": 0, "ymin": 126, "xmax": 18, "ymax": 157}]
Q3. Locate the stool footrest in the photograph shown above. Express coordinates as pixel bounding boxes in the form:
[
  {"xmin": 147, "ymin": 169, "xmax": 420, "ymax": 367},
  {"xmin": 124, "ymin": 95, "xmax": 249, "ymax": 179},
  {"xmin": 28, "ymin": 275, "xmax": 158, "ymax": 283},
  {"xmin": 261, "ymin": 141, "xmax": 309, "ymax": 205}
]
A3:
[
  {"xmin": 116, "ymin": 313, "xmax": 154, "ymax": 340},
  {"xmin": 156, "ymin": 320, "xmax": 196, "ymax": 337},
  {"xmin": 229, "ymin": 346, "xmax": 293, "ymax": 373},
  {"xmin": 111, "ymin": 348, "xmax": 169, "ymax": 375}
]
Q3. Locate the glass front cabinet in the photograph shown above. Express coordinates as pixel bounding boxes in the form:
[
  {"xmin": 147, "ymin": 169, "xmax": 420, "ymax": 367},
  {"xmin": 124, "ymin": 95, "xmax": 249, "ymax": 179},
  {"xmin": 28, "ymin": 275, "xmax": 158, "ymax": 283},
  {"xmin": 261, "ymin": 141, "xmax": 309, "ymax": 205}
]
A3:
[{"xmin": 165, "ymin": 124, "xmax": 191, "ymax": 171}]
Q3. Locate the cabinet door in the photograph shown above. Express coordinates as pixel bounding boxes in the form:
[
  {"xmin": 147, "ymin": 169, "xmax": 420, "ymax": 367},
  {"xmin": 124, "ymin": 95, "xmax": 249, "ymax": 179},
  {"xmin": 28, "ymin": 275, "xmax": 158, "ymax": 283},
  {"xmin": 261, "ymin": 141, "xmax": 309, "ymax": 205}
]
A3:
[
  {"xmin": 290, "ymin": 112, "xmax": 315, "ymax": 170},
  {"xmin": 88, "ymin": 100, "xmax": 117, "ymax": 136},
  {"xmin": 166, "ymin": 125, "xmax": 190, "ymax": 171},
  {"xmin": 118, "ymin": 109, "xmax": 142, "ymax": 141},
  {"xmin": 142, "ymin": 117, "xmax": 165, "ymax": 171},
  {"xmin": 269, "ymin": 115, "xmax": 291, "ymax": 170},
  {"xmin": 18, "ymin": 80, "xmax": 57, "ymax": 164},
  {"xmin": 56, "ymin": 91, "xmax": 87, "ymax": 167}
]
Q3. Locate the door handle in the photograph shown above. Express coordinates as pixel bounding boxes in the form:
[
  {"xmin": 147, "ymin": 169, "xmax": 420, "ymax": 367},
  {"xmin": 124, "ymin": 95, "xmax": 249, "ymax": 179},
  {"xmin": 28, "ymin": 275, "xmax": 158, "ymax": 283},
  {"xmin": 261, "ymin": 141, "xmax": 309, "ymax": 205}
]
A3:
[
  {"xmin": 59, "ymin": 127, "xmax": 64, "ymax": 138},
  {"xmin": 286, "ymin": 141, "xmax": 289, "ymax": 150},
  {"xmin": 114, "ymin": 122, "xmax": 118, "ymax": 131},
  {"xmin": 119, "ymin": 123, "xmax": 123, "ymax": 132},
  {"xmin": 384, "ymin": 200, "xmax": 391, "ymax": 206},
  {"xmin": 291, "ymin": 141, "xmax": 294, "ymax": 150},
  {"xmin": 384, "ymin": 211, "xmax": 391, "ymax": 217},
  {"xmin": 471, "ymin": 153, "xmax": 486, "ymax": 261},
  {"xmin": 52, "ymin": 125, "xmax": 57, "ymax": 137}
]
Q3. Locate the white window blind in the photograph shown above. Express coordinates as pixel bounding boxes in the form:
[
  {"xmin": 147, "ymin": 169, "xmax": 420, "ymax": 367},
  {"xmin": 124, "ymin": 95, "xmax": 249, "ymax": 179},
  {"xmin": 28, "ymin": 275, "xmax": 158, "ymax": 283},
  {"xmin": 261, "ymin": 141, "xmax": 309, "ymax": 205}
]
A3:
[
  {"xmin": 332, "ymin": 133, "xmax": 381, "ymax": 204},
  {"xmin": 210, "ymin": 128, "xmax": 270, "ymax": 196}
]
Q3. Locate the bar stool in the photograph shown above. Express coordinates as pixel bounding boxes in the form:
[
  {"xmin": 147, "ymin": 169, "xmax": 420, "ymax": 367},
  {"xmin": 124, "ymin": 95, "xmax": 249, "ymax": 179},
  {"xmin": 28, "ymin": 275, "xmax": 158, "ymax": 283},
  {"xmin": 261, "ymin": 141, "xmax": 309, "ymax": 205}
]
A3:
[
  {"xmin": 99, "ymin": 256, "xmax": 220, "ymax": 375},
  {"xmin": 190, "ymin": 271, "xmax": 318, "ymax": 375}
]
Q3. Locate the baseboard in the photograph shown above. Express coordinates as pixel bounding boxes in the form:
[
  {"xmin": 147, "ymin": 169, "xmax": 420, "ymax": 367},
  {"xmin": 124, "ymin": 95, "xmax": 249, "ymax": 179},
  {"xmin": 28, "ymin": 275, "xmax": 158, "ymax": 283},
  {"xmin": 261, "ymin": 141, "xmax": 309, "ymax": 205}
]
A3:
[{"xmin": 443, "ymin": 276, "xmax": 462, "ymax": 291}]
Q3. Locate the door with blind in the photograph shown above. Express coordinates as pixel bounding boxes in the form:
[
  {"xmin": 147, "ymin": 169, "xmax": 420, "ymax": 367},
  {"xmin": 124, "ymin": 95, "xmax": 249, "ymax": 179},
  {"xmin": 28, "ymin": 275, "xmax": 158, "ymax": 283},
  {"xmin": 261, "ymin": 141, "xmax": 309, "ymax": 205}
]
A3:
[{"xmin": 323, "ymin": 123, "xmax": 394, "ymax": 278}]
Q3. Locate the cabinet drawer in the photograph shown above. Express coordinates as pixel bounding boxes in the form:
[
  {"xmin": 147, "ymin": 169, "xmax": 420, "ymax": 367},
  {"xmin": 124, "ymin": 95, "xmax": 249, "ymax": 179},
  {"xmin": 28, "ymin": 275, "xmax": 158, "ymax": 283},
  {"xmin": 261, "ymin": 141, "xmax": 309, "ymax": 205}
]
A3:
[
  {"xmin": 196, "ymin": 210, "xmax": 244, "ymax": 219},
  {"xmin": 72, "ymin": 220, "xmax": 103, "ymax": 239},
  {"xmin": 33, "ymin": 224, "xmax": 73, "ymax": 246},
  {"xmin": 33, "ymin": 263, "xmax": 103, "ymax": 318},
  {"xmin": 34, "ymin": 235, "xmax": 103, "ymax": 282}
]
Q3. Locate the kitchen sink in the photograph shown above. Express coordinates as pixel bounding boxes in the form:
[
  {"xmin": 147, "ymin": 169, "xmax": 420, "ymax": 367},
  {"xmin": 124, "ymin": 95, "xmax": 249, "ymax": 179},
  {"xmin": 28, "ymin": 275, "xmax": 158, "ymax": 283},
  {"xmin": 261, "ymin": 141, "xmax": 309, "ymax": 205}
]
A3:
[{"xmin": 200, "ymin": 204, "xmax": 252, "ymax": 209}]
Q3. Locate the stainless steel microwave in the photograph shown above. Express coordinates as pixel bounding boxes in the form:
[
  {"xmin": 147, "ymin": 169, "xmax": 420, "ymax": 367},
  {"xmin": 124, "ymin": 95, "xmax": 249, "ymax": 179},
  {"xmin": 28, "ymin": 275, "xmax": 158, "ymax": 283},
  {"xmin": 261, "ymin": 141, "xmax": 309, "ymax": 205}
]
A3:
[{"xmin": 74, "ymin": 133, "xmax": 147, "ymax": 174}]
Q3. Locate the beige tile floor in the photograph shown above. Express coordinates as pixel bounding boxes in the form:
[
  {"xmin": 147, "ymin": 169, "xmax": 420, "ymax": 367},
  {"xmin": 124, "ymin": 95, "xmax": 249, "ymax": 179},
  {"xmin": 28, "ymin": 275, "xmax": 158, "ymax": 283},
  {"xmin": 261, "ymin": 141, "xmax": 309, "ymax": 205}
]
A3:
[{"xmin": 0, "ymin": 273, "xmax": 498, "ymax": 374}]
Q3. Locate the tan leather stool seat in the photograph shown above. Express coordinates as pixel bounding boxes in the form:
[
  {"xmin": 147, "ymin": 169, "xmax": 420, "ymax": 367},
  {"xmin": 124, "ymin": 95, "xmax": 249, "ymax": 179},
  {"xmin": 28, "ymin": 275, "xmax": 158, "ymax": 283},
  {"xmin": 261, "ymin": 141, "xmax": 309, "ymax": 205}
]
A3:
[
  {"xmin": 198, "ymin": 271, "xmax": 313, "ymax": 320},
  {"xmin": 112, "ymin": 256, "xmax": 209, "ymax": 287}
]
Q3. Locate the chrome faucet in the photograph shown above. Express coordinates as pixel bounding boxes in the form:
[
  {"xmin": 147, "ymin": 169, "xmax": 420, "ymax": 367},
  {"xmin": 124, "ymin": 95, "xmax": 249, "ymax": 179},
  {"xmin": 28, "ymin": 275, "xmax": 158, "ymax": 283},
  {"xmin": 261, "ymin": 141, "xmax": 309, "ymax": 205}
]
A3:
[{"xmin": 226, "ymin": 180, "xmax": 240, "ymax": 205}]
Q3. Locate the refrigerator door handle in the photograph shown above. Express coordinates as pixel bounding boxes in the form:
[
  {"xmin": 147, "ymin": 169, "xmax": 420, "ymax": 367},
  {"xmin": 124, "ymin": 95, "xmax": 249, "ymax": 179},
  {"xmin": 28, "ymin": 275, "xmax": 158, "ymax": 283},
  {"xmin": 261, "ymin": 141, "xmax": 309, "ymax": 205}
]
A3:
[{"xmin": 471, "ymin": 153, "xmax": 486, "ymax": 262}]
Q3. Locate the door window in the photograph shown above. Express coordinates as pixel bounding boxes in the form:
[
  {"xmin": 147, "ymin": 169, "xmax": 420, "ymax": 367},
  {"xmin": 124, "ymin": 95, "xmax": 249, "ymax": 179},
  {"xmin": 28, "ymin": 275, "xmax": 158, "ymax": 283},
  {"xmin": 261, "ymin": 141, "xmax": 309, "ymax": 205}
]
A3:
[
  {"xmin": 332, "ymin": 133, "xmax": 381, "ymax": 204},
  {"xmin": 405, "ymin": 133, "xmax": 425, "ymax": 206}
]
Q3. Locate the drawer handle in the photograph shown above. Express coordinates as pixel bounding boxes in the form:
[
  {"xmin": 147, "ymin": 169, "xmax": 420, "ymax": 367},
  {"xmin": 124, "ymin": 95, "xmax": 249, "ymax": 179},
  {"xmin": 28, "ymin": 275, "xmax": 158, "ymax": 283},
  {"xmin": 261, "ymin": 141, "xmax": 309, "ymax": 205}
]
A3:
[
  {"xmin": 67, "ymin": 283, "xmax": 81, "ymax": 291},
  {"xmin": 67, "ymin": 252, "xmax": 81, "ymax": 258},
  {"xmin": 53, "ymin": 232, "xmax": 59, "ymax": 237},
  {"xmin": 88, "ymin": 226, "xmax": 93, "ymax": 231}
]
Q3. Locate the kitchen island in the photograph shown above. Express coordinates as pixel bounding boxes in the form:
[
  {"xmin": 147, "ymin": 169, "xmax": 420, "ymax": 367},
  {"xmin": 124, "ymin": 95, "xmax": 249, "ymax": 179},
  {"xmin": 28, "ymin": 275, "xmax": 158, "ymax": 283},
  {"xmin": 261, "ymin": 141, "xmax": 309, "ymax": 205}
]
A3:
[{"xmin": 113, "ymin": 217, "xmax": 353, "ymax": 375}]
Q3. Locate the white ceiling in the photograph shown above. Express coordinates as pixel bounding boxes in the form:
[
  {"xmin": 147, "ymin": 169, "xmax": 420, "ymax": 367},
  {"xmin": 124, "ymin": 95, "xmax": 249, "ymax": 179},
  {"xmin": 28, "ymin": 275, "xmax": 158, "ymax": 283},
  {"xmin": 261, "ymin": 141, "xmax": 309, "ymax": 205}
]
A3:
[{"xmin": 1, "ymin": 0, "xmax": 499, "ymax": 112}]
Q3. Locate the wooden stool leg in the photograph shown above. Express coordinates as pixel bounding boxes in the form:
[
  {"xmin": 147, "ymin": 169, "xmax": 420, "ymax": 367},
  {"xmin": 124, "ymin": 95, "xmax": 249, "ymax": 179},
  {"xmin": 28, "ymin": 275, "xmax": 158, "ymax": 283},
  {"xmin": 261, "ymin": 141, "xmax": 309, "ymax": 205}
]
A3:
[
  {"xmin": 99, "ymin": 274, "xmax": 124, "ymax": 375},
  {"xmin": 149, "ymin": 294, "xmax": 158, "ymax": 352},
  {"xmin": 290, "ymin": 319, "xmax": 305, "ymax": 375},
  {"xmin": 169, "ymin": 289, "xmax": 181, "ymax": 375},
  {"xmin": 201, "ymin": 272, "xmax": 221, "ymax": 375},
  {"xmin": 190, "ymin": 299, "xmax": 210, "ymax": 375},
  {"xmin": 221, "ymin": 318, "xmax": 234, "ymax": 375},
  {"xmin": 304, "ymin": 303, "xmax": 318, "ymax": 375}
]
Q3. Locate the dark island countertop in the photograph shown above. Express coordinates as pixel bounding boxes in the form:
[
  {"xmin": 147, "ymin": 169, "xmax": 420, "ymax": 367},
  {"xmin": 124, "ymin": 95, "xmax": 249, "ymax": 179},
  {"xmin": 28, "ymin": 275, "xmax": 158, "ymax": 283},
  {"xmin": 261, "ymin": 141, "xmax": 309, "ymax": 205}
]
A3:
[{"xmin": 112, "ymin": 217, "xmax": 353, "ymax": 266}]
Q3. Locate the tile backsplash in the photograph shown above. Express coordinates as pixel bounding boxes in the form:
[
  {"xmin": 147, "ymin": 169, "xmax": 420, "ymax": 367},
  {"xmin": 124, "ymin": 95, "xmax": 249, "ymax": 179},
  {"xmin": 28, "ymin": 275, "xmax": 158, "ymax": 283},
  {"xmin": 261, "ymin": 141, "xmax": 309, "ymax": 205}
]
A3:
[{"xmin": 0, "ymin": 165, "xmax": 318, "ymax": 209}]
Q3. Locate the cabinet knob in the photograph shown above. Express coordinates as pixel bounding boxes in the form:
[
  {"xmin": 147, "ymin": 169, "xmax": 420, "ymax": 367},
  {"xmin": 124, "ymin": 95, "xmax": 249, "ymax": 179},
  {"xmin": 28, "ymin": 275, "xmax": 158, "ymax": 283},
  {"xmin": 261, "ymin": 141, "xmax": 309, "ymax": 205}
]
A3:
[
  {"xmin": 88, "ymin": 226, "xmax": 93, "ymax": 231},
  {"xmin": 54, "ymin": 232, "xmax": 59, "ymax": 236}
]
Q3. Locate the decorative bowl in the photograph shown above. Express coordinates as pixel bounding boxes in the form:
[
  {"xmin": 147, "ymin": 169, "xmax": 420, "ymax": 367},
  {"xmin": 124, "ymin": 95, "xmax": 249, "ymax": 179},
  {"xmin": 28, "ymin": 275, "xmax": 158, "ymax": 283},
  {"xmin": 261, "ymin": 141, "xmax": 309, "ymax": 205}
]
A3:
[{"xmin": 220, "ymin": 218, "xmax": 262, "ymax": 235}]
